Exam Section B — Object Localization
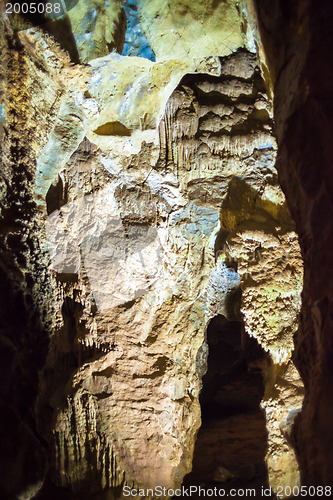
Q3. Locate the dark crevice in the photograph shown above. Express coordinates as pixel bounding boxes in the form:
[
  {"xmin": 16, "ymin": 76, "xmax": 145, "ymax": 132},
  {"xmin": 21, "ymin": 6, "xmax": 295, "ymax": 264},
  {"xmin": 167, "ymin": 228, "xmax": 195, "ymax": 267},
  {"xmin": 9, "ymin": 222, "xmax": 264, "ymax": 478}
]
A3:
[
  {"xmin": 179, "ymin": 315, "xmax": 271, "ymax": 498},
  {"xmin": 93, "ymin": 121, "xmax": 132, "ymax": 137},
  {"xmin": 14, "ymin": 4, "xmax": 81, "ymax": 63},
  {"xmin": 46, "ymin": 175, "xmax": 68, "ymax": 215}
]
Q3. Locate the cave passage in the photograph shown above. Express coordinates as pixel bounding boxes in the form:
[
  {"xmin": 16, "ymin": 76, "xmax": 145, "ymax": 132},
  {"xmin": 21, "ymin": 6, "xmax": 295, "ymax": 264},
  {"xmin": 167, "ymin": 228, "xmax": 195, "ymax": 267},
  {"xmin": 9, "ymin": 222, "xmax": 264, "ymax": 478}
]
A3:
[{"xmin": 181, "ymin": 314, "xmax": 271, "ymax": 498}]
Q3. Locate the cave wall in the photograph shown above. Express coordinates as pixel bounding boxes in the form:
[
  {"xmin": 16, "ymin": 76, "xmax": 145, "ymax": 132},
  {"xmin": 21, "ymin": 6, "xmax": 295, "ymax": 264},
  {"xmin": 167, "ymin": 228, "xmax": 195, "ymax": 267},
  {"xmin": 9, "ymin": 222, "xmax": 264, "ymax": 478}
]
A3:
[
  {"xmin": 251, "ymin": 0, "xmax": 333, "ymax": 485},
  {"xmin": 0, "ymin": 0, "xmax": 317, "ymax": 497},
  {"xmin": 34, "ymin": 48, "xmax": 303, "ymax": 496},
  {"xmin": 0, "ymin": 22, "xmax": 71, "ymax": 499}
]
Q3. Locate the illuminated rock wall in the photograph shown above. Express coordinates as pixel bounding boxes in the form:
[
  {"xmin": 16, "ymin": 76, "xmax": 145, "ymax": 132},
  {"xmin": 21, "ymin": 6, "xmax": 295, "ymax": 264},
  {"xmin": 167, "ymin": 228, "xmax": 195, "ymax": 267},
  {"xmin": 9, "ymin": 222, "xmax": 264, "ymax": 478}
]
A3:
[{"xmin": 0, "ymin": 1, "xmax": 309, "ymax": 498}]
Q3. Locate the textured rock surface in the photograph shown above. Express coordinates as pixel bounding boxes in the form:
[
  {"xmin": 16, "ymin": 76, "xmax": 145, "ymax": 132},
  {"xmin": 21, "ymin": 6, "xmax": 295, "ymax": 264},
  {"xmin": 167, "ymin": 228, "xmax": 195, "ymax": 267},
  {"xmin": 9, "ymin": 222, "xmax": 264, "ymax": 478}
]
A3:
[
  {"xmin": 251, "ymin": 0, "xmax": 333, "ymax": 486},
  {"xmin": 122, "ymin": 0, "xmax": 155, "ymax": 60},
  {"xmin": 0, "ymin": 2, "xmax": 312, "ymax": 498},
  {"xmin": 66, "ymin": 0, "xmax": 126, "ymax": 63},
  {"xmin": 33, "ymin": 51, "xmax": 224, "ymax": 205},
  {"xmin": 159, "ymin": 53, "xmax": 304, "ymax": 493},
  {"xmin": 137, "ymin": 0, "xmax": 244, "ymax": 62},
  {"xmin": 0, "ymin": 21, "xmax": 71, "ymax": 499},
  {"xmin": 33, "ymin": 46, "xmax": 303, "ymax": 496}
]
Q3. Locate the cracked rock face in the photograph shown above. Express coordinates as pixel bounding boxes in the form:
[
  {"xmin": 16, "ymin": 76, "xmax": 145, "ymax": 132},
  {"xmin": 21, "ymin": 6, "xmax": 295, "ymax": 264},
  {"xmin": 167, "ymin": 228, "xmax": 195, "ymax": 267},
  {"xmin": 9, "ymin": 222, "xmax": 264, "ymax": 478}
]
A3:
[
  {"xmin": 250, "ymin": 0, "xmax": 333, "ymax": 486},
  {"xmin": 32, "ymin": 48, "xmax": 303, "ymax": 496},
  {"xmin": 1, "ymin": 3, "xmax": 306, "ymax": 499}
]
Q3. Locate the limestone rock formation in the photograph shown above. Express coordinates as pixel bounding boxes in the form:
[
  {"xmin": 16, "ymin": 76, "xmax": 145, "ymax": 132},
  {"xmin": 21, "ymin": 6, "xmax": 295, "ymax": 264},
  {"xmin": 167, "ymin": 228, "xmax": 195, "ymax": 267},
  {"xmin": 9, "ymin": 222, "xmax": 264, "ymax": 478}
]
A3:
[
  {"xmin": 35, "ymin": 47, "xmax": 303, "ymax": 496},
  {"xmin": 0, "ymin": 21, "xmax": 70, "ymax": 500},
  {"xmin": 122, "ymin": 0, "xmax": 155, "ymax": 60},
  {"xmin": 249, "ymin": 0, "xmax": 333, "ymax": 486},
  {"xmin": 0, "ymin": 1, "xmax": 315, "ymax": 498},
  {"xmin": 66, "ymin": 0, "xmax": 126, "ymax": 63},
  {"xmin": 137, "ymin": 0, "xmax": 244, "ymax": 62}
]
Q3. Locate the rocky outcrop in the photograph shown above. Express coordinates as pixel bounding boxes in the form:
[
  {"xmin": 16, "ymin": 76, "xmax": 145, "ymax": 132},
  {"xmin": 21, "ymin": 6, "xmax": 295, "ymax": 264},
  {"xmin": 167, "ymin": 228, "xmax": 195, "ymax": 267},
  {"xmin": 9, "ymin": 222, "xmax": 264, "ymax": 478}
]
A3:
[
  {"xmin": 250, "ymin": 0, "xmax": 333, "ymax": 486},
  {"xmin": 137, "ymin": 0, "xmax": 244, "ymax": 62},
  {"xmin": 66, "ymin": 0, "xmax": 126, "ymax": 63},
  {"xmin": 0, "ymin": 2, "xmax": 310, "ymax": 498},
  {"xmin": 33, "ymin": 46, "xmax": 303, "ymax": 496},
  {"xmin": 0, "ymin": 22, "xmax": 71, "ymax": 499}
]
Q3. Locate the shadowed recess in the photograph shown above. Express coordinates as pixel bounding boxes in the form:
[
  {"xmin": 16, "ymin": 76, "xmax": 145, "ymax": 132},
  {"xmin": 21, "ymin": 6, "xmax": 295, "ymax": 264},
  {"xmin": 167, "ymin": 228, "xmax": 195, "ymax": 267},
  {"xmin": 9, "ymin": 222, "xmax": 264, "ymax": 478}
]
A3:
[
  {"xmin": 93, "ymin": 121, "xmax": 132, "ymax": 137},
  {"xmin": 180, "ymin": 314, "xmax": 270, "ymax": 497}
]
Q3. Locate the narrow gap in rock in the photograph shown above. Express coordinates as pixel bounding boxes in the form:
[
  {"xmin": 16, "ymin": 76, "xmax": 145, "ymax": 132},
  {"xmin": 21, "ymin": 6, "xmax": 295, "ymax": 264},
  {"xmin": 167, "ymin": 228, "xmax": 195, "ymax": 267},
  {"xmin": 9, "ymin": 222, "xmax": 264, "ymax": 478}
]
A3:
[{"xmin": 180, "ymin": 314, "xmax": 271, "ymax": 497}]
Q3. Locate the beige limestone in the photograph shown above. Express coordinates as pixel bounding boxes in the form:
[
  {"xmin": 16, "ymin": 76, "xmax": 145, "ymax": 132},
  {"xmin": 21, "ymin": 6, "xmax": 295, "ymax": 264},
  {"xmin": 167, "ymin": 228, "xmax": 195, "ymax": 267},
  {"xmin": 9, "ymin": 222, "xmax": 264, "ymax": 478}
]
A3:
[
  {"xmin": 1, "ymin": 8, "xmax": 305, "ymax": 499},
  {"xmin": 67, "ymin": 0, "xmax": 126, "ymax": 63},
  {"xmin": 34, "ymin": 52, "xmax": 223, "ymax": 205},
  {"xmin": 34, "ymin": 48, "xmax": 304, "ymax": 497},
  {"xmin": 137, "ymin": 0, "xmax": 245, "ymax": 62}
]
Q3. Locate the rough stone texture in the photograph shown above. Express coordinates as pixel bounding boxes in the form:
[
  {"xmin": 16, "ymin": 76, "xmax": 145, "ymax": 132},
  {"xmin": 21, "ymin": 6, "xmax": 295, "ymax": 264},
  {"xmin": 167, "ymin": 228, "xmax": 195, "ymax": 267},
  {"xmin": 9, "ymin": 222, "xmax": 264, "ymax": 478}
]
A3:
[
  {"xmin": 221, "ymin": 178, "xmax": 303, "ymax": 363},
  {"xmin": 137, "ymin": 0, "xmax": 244, "ymax": 62},
  {"xmin": 34, "ymin": 49, "xmax": 223, "ymax": 205},
  {"xmin": 30, "ymin": 46, "xmax": 303, "ymax": 497},
  {"xmin": 159, "ymin": 53, "xmax": 304, "ymax": 493},
  {"xmin": 0, "ymin": 21, "xmax": 72, "ymax": 499},
  {"xmin": 183, "ymin": 314, "xmax": 270, "ymax": 495},
  {"xmin": 66, "ymin": 0, "xmax": 126, "ymax": 63},
  {"xmin": 122, "ymin": 0, "xmax": 155, "ymax": 60},
  {"xmin": 250, "ymin": 0, "xmax": 333, "ymax": 486},
  {"xmin": 0, "ymin": 3, "xmax": 311, "ymax": 499}
]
